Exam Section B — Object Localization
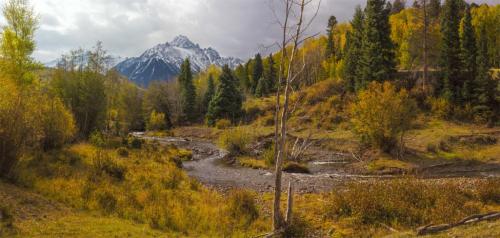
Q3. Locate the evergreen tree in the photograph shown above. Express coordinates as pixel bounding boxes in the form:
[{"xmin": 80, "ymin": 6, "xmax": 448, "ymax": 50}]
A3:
[
  {"xmin": 234, "ymin": 64, "xmax": 249, "ymax": 91},
  {"xmin": 255, "ymin": 77, "xmax": 268, "ymax": 98},
  {"xmin": 202, "ymin": 74, "xmax": 216, "ymax": 114},
  {"xmin": 264, "ymin": 54, "xmax": 277, "ymax": 92},
  {"xmin": 206, "ymin": 65, "xmax": 243, "ymax": 126},
  {"xmin": 360, "ymin": 0, "xmax": 396, "ymax": 86},
  {"xmin": 391, "ymin": 0, "xmax": 406, "ymax": 14},
  {"xmin": 428, "ymin": 0, "xmax": 441, "ymax": 19},
  {"xmin": 440, "ymin": 0, "xmax": 462, "ymax": 101},
  {"xmin": 472, "ymin": 27, "xmax": 495, "ymax": 123},
  {"xmin": 344, "ymin": 6, "xmax": 365, "ymax": 92},
  {"xmin": 178, "ymin": 58, "xmax": 196, "ymax": 122},
  {"xmin": 252, "ymin": 54, "xmax": 264, "ymax": 94},
  {"xmin": 460, "ymin": 5, "xmax": 476, "ymax": 102},
  {"xmin": 325, "ymin": 16, "xmax": 338, "ymax": 59}
]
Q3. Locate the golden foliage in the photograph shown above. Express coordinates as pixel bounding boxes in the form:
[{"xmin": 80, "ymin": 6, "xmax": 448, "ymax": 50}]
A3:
[{"xmin": 350, "ymin": 81, "xmax": 417, "ymax": 151}]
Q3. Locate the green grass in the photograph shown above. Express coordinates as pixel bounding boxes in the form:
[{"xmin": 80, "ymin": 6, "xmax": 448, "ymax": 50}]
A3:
[
  {"xmin": 239, "ymin": 157, "xmax": 269, "ymax": 170},
  {"xmin": 367, "ymin": 158, "xmax": 413, "ymax": 173}
]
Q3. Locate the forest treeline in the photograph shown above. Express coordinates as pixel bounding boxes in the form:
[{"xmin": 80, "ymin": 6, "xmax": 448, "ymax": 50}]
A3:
[{"xmin": 1, "ymin": 0, "xmax": 499, "ymax": 177}]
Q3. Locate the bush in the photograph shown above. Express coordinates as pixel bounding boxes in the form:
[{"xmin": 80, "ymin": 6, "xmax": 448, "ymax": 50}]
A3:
[
  {"xmin": 146, "ymin": 111, "xmax": 167, "ymax": 131},
  {"xmin": 0, "ymin": 205, "xmax": 13, "ymax": 227},
  {"xmin": 40, "ymin": 97, "xmax": 76, "ymax": 151},
  {"xmin": 325, "ymin": 179, "xmax": 483, "ymax": 227},
  {"xmin": 283, "ymin": 162, "xmax": 310, "ymax": 174},
  {"xmin": 475, "ymin": 179, "xmax": 500, "ymax": 204},
  {"xmin": 262, "ymin": 144, "xmax": 275, "ymax": 167},
  {"xmin": 129, "ymin": 137, "xmax": 143, "ymax": 149},
  {"xmin": 116, "ymin": 147, "xmax": 129, "ymax": 157},
  {"xmin": 218, "ymin": 127, "xmax": 254, "ymax": 155},
  {"xmin": 227, "ymin": 190, "xmax": 259, "ymax": 227},
  {"xmin": 350, "ymin": 82, "xmax": 417, "ymax": 152},
  {"xmin": 96, "ymin": 190, "xmax": 117, "ymax": 214},
  {"xmin": 215, "ymin": 119, "xmax": 232, "ymax": 129},
  {"xmin": 427, "ymin": 97, "xmax": 452, "ymax": 119},
  {"xmin": 89, "ymin": 131, "xmax": 106, "ymax": 147},
  {"xmin": 91, "ymin": 151, "xmax": 126, "ymax": 180}
]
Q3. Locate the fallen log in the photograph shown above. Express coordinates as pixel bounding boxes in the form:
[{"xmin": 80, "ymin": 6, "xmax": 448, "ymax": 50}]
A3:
[{"xmin": 416, "ymin": 212, "xmax": 500, "ymax": 236}]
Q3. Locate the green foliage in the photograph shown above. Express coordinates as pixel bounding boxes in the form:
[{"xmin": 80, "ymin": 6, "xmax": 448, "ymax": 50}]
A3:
[
  {"xmin": 251, "ymin": 54, "xmax": 263, "ymax": 94},
  {"xmin": 218, "ymin": 127, "xmax": 253, "ymax": 156},
  {"xmin": 202, "ymin": 74, "xmax": 216, "ymax": 114},
  {"xmin": 440, "ymin": 0, "xmax": 462, "ymax": 101},
  {"xmin": 344, "ymin": 6, "xmax": 364, "ymax": 91},
  {"xmin": 178, "ymin": 58, "xmax": 197, "ymax": 122},
  {"xmin": 206, "ymin": 65, "xmax": 243, "ymax": 126},
  {"xmin": 360, "ymin": 0, "xmax": 396, "ymax": 84},
  {"xmin": 128, "ymin": 137, "xmax": 143, "ymax": 149},
  {"xmin": 460, "ymin": 5, "xmax": 477, "ymax": 87},
  {"xmin": 262, "ymin": 144, "xmax": 275, "ymax": 167},
  {"xmin": 427, "ymin": 96, "xmax": 452, "ymax": 119},
  {"xmin": 350, "ymin": 81, "xmax": 417, "ymax": 152},
  {"xmin": 146, "ymin": 111, "xmax": 167, "ymax": 131},
  {"xmin": 325, "ymin": 15, "xmax": 338, "ymax": 59},
  {"xmin": 0, "ymin": 0, "xmax": 40, "ymax": 85},
  {"xmin": 89, "ymin": 131, "xmax": 106, "ymax": 147}
]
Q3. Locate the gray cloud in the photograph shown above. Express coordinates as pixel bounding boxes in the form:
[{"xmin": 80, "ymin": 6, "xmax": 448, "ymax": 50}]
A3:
[{"xmin": 0, "ymin": 0, "xmax": 496, "ymax": 62}]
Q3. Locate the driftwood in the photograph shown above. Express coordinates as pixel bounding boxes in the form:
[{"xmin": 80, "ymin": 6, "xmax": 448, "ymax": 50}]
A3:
[{"xmin": 416, "ymin": 212, "xmax": 500, "ymax": 236}]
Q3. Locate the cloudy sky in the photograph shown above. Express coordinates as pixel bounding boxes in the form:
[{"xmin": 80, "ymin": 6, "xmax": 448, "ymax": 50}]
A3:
[{"xmin": 0, "ymin": 0, "xmax": 496, "ymax": 62}]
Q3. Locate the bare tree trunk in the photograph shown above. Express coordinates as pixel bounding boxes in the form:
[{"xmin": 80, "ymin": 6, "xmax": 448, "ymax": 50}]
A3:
[{"xmin": 285, "ymin": 181, "xmax": 293, "ymax": 223}]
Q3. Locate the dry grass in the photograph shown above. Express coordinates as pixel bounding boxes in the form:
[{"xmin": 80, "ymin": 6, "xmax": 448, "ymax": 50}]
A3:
[{"xmin": 10, "ymin": 142, "xmax": 269, "ymax": 237}]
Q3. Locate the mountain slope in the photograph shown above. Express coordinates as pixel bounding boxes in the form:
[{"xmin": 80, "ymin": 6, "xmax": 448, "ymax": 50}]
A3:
[{"xmin": 115, "ymin": 35, "xmax": 243, "ymax": 86}]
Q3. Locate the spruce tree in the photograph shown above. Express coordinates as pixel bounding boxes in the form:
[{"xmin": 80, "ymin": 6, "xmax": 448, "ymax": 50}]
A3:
[
  {"xmin": 179, "ymin": 58, "xmax": 196, "ymax": 122},
  {"xmin": 460, "ymin": 5, "xmax": 476, "ymax": 102},
  {"xmin": 360, "ymin": 0, "xmax": 396, "ymax": 86},
  {"xmin": 264, "ymin": 54, "xmax": 277, "ymax": 92},
  {"xmin": 255, "ymin": 77, "xmax": 268, "ymax": 98},
  {"xmin": 344, "ymin": 6, "xmax": 365, "ymax": 92},
  {"xmin": 428, "ymin": 0, "xmax": 441, "ymax": 19},
  {"xmin": 202, "ymin": 74, "xmax": 216, "ymax": 114},
  {"xmin": 206, "ymin": 65, "xmax": 243, "ymax": 126},
  {"xmin": 390, "ymin": 0, "xmax": 406, "ymax": 15},
  {"xmin": 326, "ymin": 16, "xmax": 338, "ymax": 59},
  {"xmin": 440, "ymin": 0, "xmax": 462, "ymax": 101},
  {"xmin": 252, "ymin": 54, "xmax": 264, "ymax": 94},
  {"xmin": 472, "ymin": 27, "xmax": 495, "ymax": 123}
]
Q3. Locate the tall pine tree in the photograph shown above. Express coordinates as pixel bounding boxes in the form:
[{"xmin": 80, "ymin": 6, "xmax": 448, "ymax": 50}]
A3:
[
  {"xmin": 440, "ymin": 0, "xmax": 462, "ymax": 101},
  {"xmin": 472, "ymin": 27, "xmax": 495, "ymax": 123},
  {"xmin": 344, "ymin": 6, "xmax": 364, "ymax": 92},
  {"xmin": 428, "ymin": 0, "xmax": 441, "ymax": 19},
  {"xmin": 325, "ymin": 16, "xmax": 338, "ymax": 59},
  {"xmin": 179, "ymin": 58, "xmax": 196, "ymax": 122},
  {"xmin": 206, "ymin": 65, "xmax": 243, "ymax": 126},
  {"xmin": 202, "ymin": 74, "xmax": 216, "ymax": 114},
  {"xmin": 390, "ymin": 0, "xmax": 406, "ymax": 15},
  {"xmin": 460, "ymin": 5, "xmax": 476, "ymax": 102},
  {"xmin": 252, "ymin": 54, "xmax": 264, "ymax": 94},
  {"xmin": 360, "ymin": 0, "xmax": 396, "ymax": 86}
]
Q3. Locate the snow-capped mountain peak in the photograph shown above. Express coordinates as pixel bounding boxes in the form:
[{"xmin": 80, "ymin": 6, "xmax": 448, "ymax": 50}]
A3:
[{"xmin": 115, "ymin": 35, "xmax": 243, "ymax": 87}]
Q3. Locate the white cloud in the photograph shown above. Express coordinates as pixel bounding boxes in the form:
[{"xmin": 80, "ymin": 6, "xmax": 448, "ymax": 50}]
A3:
[{"xmin": 0, "ymin": 0, "xmax": 497, "ymax": 62}]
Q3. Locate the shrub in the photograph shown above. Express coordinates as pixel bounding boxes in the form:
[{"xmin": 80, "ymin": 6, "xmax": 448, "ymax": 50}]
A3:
[
  {"xmin": 325, "ymin": 179, "xmax": 483, "ymax": 227},
  {"xmin": 283, "ymin": 162, "xmax": 310, "ymax": 174},
  {"xmin": 116, "ymin": 147, "xmax": 129, "ymax": 157},
  {"xmin": 89, "ymin": 131, "xmax": 106, "ymax": 147},
  {"xmin": 427, "ymin": 97, "xmax": 452, "ymax": 119},
  {"xmin": 0, "ymin": 205, "xmax": 13, "ymax": 227},
  {"xmin": 426, "ymin": 143, "xmax": 437, "ymax": 153},
  {"xmin": 350, "ymin": 82, "xmax": 417, "ymax": 152},
  {"xmin": 146, "ymin": 111, "xmax": 167, "ymax": 131},
  {"xmin": 227, "ymin": 190, "xmax": 259, "ymax": 227},
  {"xmin": 40, "ymin": 97, "xmax": 76, "ymax": 151},
  {"xmin": 475, "ymin": 179, "xmax": 500, "ymax": 204},
  {"xmin": 218, "ymin": 127, "xmax": 254, "ymax": 155},
  {"xmin": 96, "ymin": 190, "xmax": 117, "ymax": 214},
  {"xmin": 129, "ymin": 137, "xmax": 143, "ymax": 149},
  {"xmin": 215, "ymin": 119, "xmax": 232, "ymax": 129},
  {"xmin": 91, "ymin": 151, "xmax": 126, "ymax": 181},
  {"xmin": 262, "ymin": 144, "xmax": 275, "ymax": 167}
]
